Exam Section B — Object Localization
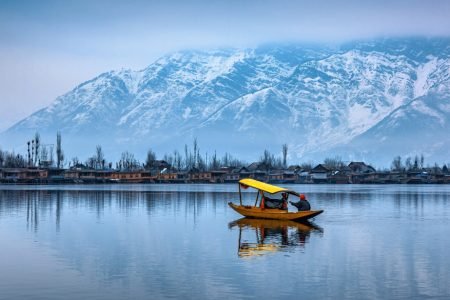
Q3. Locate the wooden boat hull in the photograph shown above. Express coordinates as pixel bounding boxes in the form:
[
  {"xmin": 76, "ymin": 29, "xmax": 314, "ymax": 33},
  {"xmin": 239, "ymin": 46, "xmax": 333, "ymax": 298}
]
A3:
[
  {"xmin": 228, "ymin": 202, "xmax": 323, "ymax": 221},
  {"xmin": 229, "ymin": 217, "xmax": 322, "ymax": 232}
]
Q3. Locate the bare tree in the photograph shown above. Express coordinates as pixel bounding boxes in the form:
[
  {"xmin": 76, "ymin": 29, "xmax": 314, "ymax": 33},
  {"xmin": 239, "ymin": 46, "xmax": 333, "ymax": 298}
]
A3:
[
  {"xmin": 163, "ymin": 153, "xmax": 174, "ymax": 167},
  {"xmin": 210, "ymin": 151, "xmax": 219, "ymax": 170},
  {"xmin": 56, "ymin": 132, "xmax": 64, "ymax": 168},
  {"xmin": 40, "ymin": 145, "xmax": 49, "ymax": 166},
  {"xmin": 193, "ymin": 138, "xmax": 198, "ymax": 168},
  {"xmin": 120, "ymin": 151, "xmax": 140, "ymax": 170},
  {"xmin": 184, "ymin": 144, "xmax": 189, "ymax": 170},
  {"xmin": 71, "ymin": 157, "xmax": 79, "ymax": 167},
  {"xmin": 1, "ymin": 150, "xmax": 26, "ymax": 168},
  {"xmin": 300, "ymin": 162, "xmax": 313, "ymax": 171},
  {"xmin": 27, "ymin": 141, "xmax": 31, "ymax": 166},
  {"xmin": 405, "ymin": 157, "xmax": 412, "ymax": 171},
  {"xmin": 95, "ymin": 145, "xmax": 104, "ymax": 169},
  {"xmin": 34, "ymin": 132, "xmax": 40, "ymax": 166},
  {"xmin": 324, "ymin": 156, "xmax": 344, "ymax": 171},
  {"xmin": 282, "ymin": 143, "xmax": 288, "ymax": 168},
  {"xmin": 413, "ymin": 155, "xmax": 419, "ymax": 170},
  {"xmin": 197, "ymin": 153, "xmax": 206, "ymax": 171},
  {"xmin": 391, "ymin": 156, "xmax": 403, "ymax": 172},
  {"xmin": 259, "ymin": 149, "xmax": 275, "ymax": 170},
  {"xmin": 145, "ymin": 149, "xmax": 157, "ymax": 169},
  {"xmin": 173, "ymin": 150, "xmax": 182, "ymax": 170}
]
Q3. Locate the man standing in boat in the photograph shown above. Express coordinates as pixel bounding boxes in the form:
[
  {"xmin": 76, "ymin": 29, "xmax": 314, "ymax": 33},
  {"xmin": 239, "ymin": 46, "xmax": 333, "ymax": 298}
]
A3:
[{"xmin": 290, "ymin": 194, "xmax": 311, "ymax": 211}]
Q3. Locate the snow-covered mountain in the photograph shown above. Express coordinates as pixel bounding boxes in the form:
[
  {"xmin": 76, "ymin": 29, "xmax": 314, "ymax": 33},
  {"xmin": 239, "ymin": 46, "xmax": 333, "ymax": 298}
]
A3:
[{"xmin": 2, "ymin": 38, "xmax": 450, "ymax": 166}]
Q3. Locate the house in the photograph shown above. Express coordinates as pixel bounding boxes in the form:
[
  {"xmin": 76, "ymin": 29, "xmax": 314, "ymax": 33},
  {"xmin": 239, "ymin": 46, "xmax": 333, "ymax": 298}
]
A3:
[
  {"xmin": 328, "ymin": 170, "xmax": 350, "ymax": 184},
  {"xmin": 209, "ymin": 170, "xmax": 228, "ymax": 183},
  {"xmin": 348, "ymin": 162, "xmax": 376, "ymax": 174},
  {"xmin": 65, "ymin": 169, "xmax": 116, "ymax": 183},
  {"xmin": 267, "ymin": 170, "xmax": 283, "ymax": 183},
  {"xmin": 247, "ymin": 162, "xmax": 268, "ymax": 172},
  {"xmin": 111, "ymin": 170, "xmax": 154, "ymax": 183},
  {"xmin": 0, "ymin": 168, "xmax": 48, "ymax": 183},
  {"xmin": 267, "ymin": 170, "xmax": 297, "ymax": 183},
  {"xmin": 224, "ymin": 169, "xmax": 240, "ymax": 183},
  {"xmin": 148, "ymin": 160, "xmax": 171, "ymax": 174},
  {"xmin": 296, "ymin": 169, "xmax": 311, "ymax": 183},
  {"xmin": 251, "ymin": 170, "xmax": 267, "ymax": 182},
  {"xmin": 310, "ymin": 164, "xmax": 330, "ymax": 183},
  {"xmin": 158, "ymin": 172, "xmax": 187, "ymax": 183},
  {"xmin": 187, "ymin": 168, "xmax": 215, "ymax": 183}
]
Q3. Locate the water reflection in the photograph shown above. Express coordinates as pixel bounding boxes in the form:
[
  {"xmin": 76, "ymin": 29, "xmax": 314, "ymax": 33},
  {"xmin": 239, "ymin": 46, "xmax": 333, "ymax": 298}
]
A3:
[
  {"xmin": 0, "ymin": 189, "xmax": 234, "ymax": 231},
  {"xmin": 1, "ymin": 184, "xmax": 450, "ymax": 299},
  {"xmin": 229, "ymin": 218, "xmax": 323, "ymax": 258}
]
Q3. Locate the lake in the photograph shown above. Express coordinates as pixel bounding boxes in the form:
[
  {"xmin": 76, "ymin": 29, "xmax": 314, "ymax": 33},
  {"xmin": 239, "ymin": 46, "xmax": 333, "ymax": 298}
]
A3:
[{"xmin": 1, "ymin": 184, "xmax": 450, "ymax": 300}]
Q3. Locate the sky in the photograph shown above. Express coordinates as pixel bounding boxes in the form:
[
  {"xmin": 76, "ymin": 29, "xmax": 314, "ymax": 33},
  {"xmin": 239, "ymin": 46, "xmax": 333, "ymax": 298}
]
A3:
[{"xmin": 1, "ymin": 0, "xmax": 449, "ymax": 131}]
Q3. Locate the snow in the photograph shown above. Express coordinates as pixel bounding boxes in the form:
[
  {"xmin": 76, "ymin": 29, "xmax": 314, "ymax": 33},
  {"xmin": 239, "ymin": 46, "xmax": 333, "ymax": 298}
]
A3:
[
  {"xmin": 348, "ymin": 103, "xmax": 373, "ymax": 133},
  {"xmin": 414, "ymin": 57, "xmax": 437, "ymax": 98},
  {"xmin": 4, "ymin": 39, "xmax": 450, "ymax": 165},
  {"xmin": 412, "ymin": 100, "xmax": 445, "ymax": 126}
]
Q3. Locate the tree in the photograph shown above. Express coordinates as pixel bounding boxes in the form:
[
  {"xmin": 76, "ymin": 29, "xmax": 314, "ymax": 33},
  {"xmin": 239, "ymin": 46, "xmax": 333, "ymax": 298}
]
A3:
[
  {"xmin": 300, "ymin": 162, "xmax": 313, "ymax": 171},
  {"xmin": 34, "ymin": 132, "xmax": 40, "ymax": 166},
  {"xmin": 197, "ymin": 153, "xmax": 206, "ymax": 171},
  {"xmin": 282, "ymin": 144, "xmax": 288, "ymax": 168},
  {"xmin": 0, "ymin": 148, "xmax": 4, "ymax": 167},
  {"xmin": 173, "ymin": 150, "xmax": 182, "ymax": 170},
  {"xmin": 184, "ymin": 144, "xmax": 189, "ymax": 170},
  {"xmin": 259, "ymin": 149, "xmax": 275, "ymax": 170},
  {"xmin": 413, "ymin": 155, "xmax": 419, "ymax": 170},
  {"xmin": 27, "ymin": 141, "xmax": 31, "ymax": 166},
  {"xmin": 405, "ymin": 157, "xmax": 412, "ymax": 171},
  {"xmin": 40, "ymin": 145, "xmax": 49, "ymax": 166},
  {"xmin": 56, "ymin": 132, "xmax": 64, "ymax": 168},
  {"xmin": 145, "ymin": 149, "xmax": 157, "ymax": 169},
  {"xmin": 49, "ymin": 145, "xmax": 54, "ymax": 167},
  {"xmin": 163, "ymin": 153, "xmax": 174, "ymax": 167},
  {"xmin": 324, "ymin": 156, "xmax": 344, "ymax": 171},
  {"xmin": 432, "ymin": 163, "xmax": 441, "ymax": 175},
  {"xmin": 71, "ymin": 157, "xmax": 79, "ymax": 167},
  {"xmin": 391, "ymin": 156, "xmax": 403, "ymax": 172},
  {"xmin": 1, "ymin": 150, "xmax": 26, "ymax": 168},
  {"xmin": 210, "ymin": 151, "xmax": 219, "ymax": 170},
  {"xmin": 120, "ymin": 151, "xmax": 140, "ymax": 170},
  {"xmin": 95, "ymin": 145, "xmax": 104, "ymax": 169},
  {"xmin": 193, "ymin": 138, "xmax": 198, "ymax": 168}
]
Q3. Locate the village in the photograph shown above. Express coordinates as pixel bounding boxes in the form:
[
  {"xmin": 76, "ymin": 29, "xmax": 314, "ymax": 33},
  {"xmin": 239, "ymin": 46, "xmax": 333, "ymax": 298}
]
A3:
[
  {"xmin": 1, "ymin": 134, "xmax": 449, "ymax": 184},
  {"xmin": 1, "ymin": 160, "xmax": 450, "ymax": 184}
]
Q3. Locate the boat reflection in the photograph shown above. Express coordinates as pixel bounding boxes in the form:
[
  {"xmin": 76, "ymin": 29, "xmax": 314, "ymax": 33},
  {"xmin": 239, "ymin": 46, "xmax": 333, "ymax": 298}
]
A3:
[{"xmin": 229, "ymin": 218, "xmax": 323, "ymax": 258}]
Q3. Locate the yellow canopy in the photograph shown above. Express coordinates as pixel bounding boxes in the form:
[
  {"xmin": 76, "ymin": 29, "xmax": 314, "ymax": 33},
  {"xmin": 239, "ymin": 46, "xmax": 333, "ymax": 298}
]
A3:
[{"xmin": 239, "ymin": 178, "xmax": 289, "ymax": 194}]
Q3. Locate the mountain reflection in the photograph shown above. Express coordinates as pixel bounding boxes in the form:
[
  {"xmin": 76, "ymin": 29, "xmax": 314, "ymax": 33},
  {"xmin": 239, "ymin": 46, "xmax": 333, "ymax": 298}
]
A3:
[{"xmin": 229, "ymin": 218, "xmax": 323, "ymax": 258}]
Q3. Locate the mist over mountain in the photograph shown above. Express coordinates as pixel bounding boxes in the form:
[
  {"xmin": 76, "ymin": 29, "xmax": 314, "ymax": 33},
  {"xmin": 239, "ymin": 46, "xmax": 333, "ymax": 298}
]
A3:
[{"xmin": 2, "ymin": 37, "xmax": 449, "ymax": 167}]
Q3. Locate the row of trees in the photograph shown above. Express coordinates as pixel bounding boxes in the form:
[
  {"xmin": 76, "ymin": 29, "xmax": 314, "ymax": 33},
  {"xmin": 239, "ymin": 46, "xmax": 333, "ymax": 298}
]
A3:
[
  {"xmin": 1, "ymin": 131, "xmax": 449, "ymax": 173},
  {"xmin": 0, "ymin": 132, "xmax": 64, "ymax": 169}
]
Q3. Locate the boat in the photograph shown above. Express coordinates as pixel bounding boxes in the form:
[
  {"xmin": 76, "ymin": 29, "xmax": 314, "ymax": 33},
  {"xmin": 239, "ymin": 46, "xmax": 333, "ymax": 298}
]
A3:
[{"xmin": 228, "ymin": 178, "xmax": 323, "ymax": 221}]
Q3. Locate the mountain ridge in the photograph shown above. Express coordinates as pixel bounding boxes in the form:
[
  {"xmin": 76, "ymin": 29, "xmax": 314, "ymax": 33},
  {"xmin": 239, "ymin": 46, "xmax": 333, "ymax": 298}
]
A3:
[{"xmin": 2, "ymin": 38, "xmax": 450, "ymax": 166}]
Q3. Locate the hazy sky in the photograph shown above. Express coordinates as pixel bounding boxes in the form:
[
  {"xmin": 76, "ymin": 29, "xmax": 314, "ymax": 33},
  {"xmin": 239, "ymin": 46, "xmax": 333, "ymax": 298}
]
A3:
[{"xmin": 1, "ymin": 0, "xmax": 449, "ymax": 130}]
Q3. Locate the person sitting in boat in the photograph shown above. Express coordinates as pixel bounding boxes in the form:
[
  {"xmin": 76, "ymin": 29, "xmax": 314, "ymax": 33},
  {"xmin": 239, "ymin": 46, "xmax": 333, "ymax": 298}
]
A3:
[
  {"xmin": 290, "ymin": 194, "xmax": 311, "ymax": 211},
  {"xmin": 281, "ymin": 192, "xmax": 288, "ymax": 210},
  {"xmin": 262, "ymin": 194, "xmax": 285, "ymax": 209}
]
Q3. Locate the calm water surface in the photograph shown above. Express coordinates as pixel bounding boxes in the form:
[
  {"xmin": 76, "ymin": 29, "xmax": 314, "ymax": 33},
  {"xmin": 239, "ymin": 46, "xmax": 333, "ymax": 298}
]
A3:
[{"xmin": 1, "ymin": 184, "xmax": 450, "ymax": 299}]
